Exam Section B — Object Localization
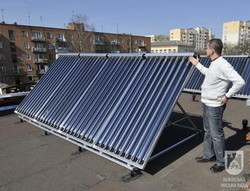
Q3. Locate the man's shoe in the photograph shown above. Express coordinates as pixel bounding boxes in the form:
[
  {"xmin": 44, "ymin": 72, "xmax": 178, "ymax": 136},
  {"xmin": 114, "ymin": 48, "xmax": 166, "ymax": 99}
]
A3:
[
  {"xmin": 195, "ymin": 156, "xmax": 216, "ymax": 163},
  {"xmin": 210, "ymin": 164, "xmax": 225, "ymax": 173}
]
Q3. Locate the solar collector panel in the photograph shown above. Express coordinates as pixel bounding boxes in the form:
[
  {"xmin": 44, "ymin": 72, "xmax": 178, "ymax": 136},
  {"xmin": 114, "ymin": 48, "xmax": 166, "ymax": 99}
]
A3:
[
  {"xmin": 61, "ymin": 57, "xmax": 141, "ymax": 139},
  {"xmin": 21, "ymin": 56, "xmax": 84, "ymax": 118},
  {"xmin": 37, "ymin": 57, "xmax": 105, "ymax": 125},
  {"xmin": 73, "ymin": 58, "xmax": 141, "ymax": 138},
  {"xmin": 100, "ymin": 58, "xmax": 167, "ymax": 150},
  {"xmin": 184, "ymin": 56, "xmax": 250, "ymax": 98},
  {"xmin": 17, "ymin": 56, "xmax": 77, "ymax": 115},
  {"xmin": 16, "ymin": 53, "xmax": 194, "ymax": 169}
]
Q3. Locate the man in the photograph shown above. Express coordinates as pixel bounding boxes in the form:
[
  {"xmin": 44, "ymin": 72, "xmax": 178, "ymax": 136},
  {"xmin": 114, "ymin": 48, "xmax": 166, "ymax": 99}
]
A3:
[{"xmin": 189, "ymin": 39, "xmax": 245, "ymax": 173}]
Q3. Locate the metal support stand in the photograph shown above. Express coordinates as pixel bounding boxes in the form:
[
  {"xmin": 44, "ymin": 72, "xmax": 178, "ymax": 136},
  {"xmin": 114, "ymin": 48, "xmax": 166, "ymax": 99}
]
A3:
[
  {"xmin": 192, "ymin": 93, "xmax": 196, "ymax": 102},
  {"xmin": 121, "ymin": 168, "xmax": 143, "ymax": 182},
  {"xmin": 242, "ymin": 119, "xmax": 248, "ymax": 131},
  {"xmin": 149, "ymin": 101, "xmax": 202, "ymax": 161},
  {"xmin": 44, "ymin": 131, "xmax": 50, "ymax": 136},
  {"xmin": 78, "ymin": 146, "xmax": 83, "ymax": 152},
  {"xmin": 130, "ymin": 168, "xmax": 142, "ymax": 177},
  {"xmin": 176, "ymin": 102, "xmax": 202, "ymax": 134}
]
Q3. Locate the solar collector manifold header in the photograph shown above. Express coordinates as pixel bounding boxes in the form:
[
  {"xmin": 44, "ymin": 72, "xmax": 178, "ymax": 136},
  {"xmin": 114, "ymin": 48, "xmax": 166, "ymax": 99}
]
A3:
[{"xmin": 15, "ymin": 53, "xmax": 194, "ymax": 170}]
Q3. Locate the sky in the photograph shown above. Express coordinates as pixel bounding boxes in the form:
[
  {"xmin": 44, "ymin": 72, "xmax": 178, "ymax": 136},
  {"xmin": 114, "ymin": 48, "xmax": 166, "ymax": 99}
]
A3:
[{"xmin": 1, "ymin": 0, "xmax": 250, "ymax": 38}]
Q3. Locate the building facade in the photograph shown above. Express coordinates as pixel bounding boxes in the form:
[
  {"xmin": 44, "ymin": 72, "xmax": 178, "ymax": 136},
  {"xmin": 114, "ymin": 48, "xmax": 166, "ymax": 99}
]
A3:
[
  {"xmin": 151, "ymin": 41, "xmax": 194, "ymax": 53},
  {"xmin": 222, "ymin": 21, "xmax": 250, "ymax": 54},
  {"xmin": 170, "ymin": 27, "xmax": 214, "ymax": 51},
  {"xmin": 146, "ymin": 35, "xmax": 170, "ymax": 42},
  {"xmin": 0, "ymin": 22, "xmax": 150, "ymax": 85}
]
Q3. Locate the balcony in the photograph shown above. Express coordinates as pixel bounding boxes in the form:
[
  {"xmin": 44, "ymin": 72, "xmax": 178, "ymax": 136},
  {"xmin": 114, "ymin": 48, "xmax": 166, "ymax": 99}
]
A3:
[
  {"xmin": 138, "ymin": 43, "xmax": 147, "ymax": 47},
  {"xmin": 55, "ymin": 48, "xmax": 69, "ymax": 53},
  {"xmin": 55, "ymin": 38, "xmax": 67, "ymax": 42},
  {"xmin": 36, "ymin": 69, "xmax": 46, "ymax": 75},
  {"xmin": 34, "ymin": 59, "xmax": 48, "ymax": 64},
  {"xmin": 110, "ymin": 41, "xmax": 120, "ymax": 46},
  {"xmin": 31, "ymin": 36, "xmax": 46, "ymax": 42},
  {"xmin": 94, "ymin": 41, "xmax": 105, "ymax": 45},
  {"xmin": 32, "ymin": 47, "xmax": 47, "ymax": 53}
]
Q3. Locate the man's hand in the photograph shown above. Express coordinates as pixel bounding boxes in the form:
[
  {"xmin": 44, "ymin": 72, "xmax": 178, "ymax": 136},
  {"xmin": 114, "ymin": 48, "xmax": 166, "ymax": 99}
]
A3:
[
  {"xmin": 220, "ymin": 96, "xmax": 228, "ymax": 105},
  {"xmin": 189, "ymin": 57, "xmax": 199, "ymax": 66}
]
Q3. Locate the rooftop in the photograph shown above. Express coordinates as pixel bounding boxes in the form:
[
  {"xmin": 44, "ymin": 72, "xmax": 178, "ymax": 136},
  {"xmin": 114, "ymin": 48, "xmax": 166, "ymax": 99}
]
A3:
[{"xmin": 0, "ymin": 92, "xmax": 249, "ymax": 191}]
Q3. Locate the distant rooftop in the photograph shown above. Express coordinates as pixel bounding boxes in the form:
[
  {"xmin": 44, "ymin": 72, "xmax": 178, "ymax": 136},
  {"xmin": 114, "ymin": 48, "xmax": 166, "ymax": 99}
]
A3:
[{"xmin": 0, "ymin": 21, "xmax": 149, "ymax": 38}]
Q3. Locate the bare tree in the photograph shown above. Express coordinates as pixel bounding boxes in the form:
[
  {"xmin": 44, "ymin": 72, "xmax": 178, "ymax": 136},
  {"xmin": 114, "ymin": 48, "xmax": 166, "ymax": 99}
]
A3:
[
  {"xmin": 65, "ymin": 12, "xmax": 95, "ymax": 53},
  {"xmin": 71, "ymin": 13, "xmax": 95, "ymax": 31},
  {"xmin": 240, "ymin": 39, "xmax": 250, "ymax": 54},
  {"xmin": 224, "ymin": 41, "xmax": 250, "ymax": 55}
]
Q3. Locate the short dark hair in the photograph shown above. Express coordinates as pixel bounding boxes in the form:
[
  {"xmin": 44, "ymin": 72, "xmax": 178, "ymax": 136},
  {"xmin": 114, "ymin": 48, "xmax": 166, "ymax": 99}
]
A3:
[{"xmin": 207, "ymin": 39, "xmax": 223, "ymax": 55}]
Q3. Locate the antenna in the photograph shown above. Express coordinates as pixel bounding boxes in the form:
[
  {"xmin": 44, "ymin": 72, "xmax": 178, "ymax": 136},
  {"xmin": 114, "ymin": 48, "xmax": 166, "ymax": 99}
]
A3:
[
  {"xmin": 1, "ymin": 9, "xmax": 5, "ymax": 22},
  {"xmin": 116, "ymin": 23, "xmax": 119, "ymax": 34},
  {"xmin": 28, "ymin": 11, "xmax": 30, "ymax": 25},
  {"xmin": 40, "ymin": 16, "xmax": 43, "ymax": 27}
]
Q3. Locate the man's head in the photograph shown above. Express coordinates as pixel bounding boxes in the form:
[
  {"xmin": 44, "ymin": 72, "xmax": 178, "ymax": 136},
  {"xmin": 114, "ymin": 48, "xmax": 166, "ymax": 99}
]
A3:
[{"xmin": 206, "ymin": 39, "xmax": 223, "ymax": 58}]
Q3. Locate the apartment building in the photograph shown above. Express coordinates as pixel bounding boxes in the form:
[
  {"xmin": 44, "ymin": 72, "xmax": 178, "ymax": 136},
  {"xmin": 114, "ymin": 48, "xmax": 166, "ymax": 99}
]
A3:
[
  {"xmin": 151, "ymin": 41, "xmax": 194, "ymax": 53},
  {"xmin": 170, "ymin": 27, "xmax": 214, "ymax": 51},
  {"xmin": 146, "ymin": 35, "xmax": 170, "ymax": 42},
  {"xmin": 0, "ymin": 22, "xmax": 150, "ymax": 85},
  {"xmin": 222, "ymin": 21, "xmax": 250, "ymax": 53}
]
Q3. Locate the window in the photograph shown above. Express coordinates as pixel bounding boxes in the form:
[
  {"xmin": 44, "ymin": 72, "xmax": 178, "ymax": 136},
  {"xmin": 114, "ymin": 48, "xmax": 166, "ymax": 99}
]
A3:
[
  {"xmin": 35, "ymin": 54, "xmax": 44, "ymax": 60},
  {"xmin": 10, "ymin": 42, "xmax": 16, "ymax": 52},
  {"xmin": 24, "ymin": 54, "xmax": 31, "ymax": 60},
  {"xmin": 46, "ymin": 32, "xmax": 52, "ymax": 38},
  {"xmin": 37, "ymin": 64, "xmax": 45, "ymax": 70},
  {"xmin": 12, "ymin": 54, "xmax": 17, "ymax": 63},
  {"xmin": 33, "ymin": 31, "xmax": 42, "ymax": 38},
  {"xmin": 27, "ymin": 76, "xmax": 33, "ymax": 82},
  {"xmin": 26, "ymin": 64, "xmax": 32, "ymax": 71},
  {"xmin": 49, "ymin": 54, "xmax": 54, "ymax": 60},
  {"xmin": 173, "ymin": 49, "xmax": 176, "ymax": 53},
  {"xmin": 151, "ymin": 50, "xmax": 154, "ymax": 53},
  {"xmin": 13, "ymin": 65, "xmax": 19, "ymax": 74},
  {"xmin": 35, "ymin": 43, "xmax": 44, "ymax": 48},
  {"xmin": 22, "ymin": 31, "xmax": 28, "ymax": 37},
  {"xmin": 8, "ymin": 30, "xmax": 14, "ymax": 40},
  {"xmin": 24, "ymin": 42, "xmax": 30, "ymax": 49},
  {"xmin": 0, "ymin": 54, "xmax": 4, "ymax": 60},
  {"xmin": 0, "ymin": 65, "xmax": 6, "ymax": 72},
  {"xmin": 0, "ymin": 41, "xmax": 2, "ymax": 48},
  {"xmin": 1, "ymin": 76, "xmax": 7, "ymax": 83},
  {"xmin": 48, "ymin": 44, "xmax": 54, "ymax": 49},
  {"xmin": 56, "ymin": 33, "xmax": 64, "ymax": 39}
]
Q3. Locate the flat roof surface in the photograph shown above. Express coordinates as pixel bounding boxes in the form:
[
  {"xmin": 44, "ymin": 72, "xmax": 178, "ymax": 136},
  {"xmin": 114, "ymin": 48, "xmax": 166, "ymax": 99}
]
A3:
[{"xmin": 0, "ymin": 93, "xmax": 249, "ymax": 191}]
